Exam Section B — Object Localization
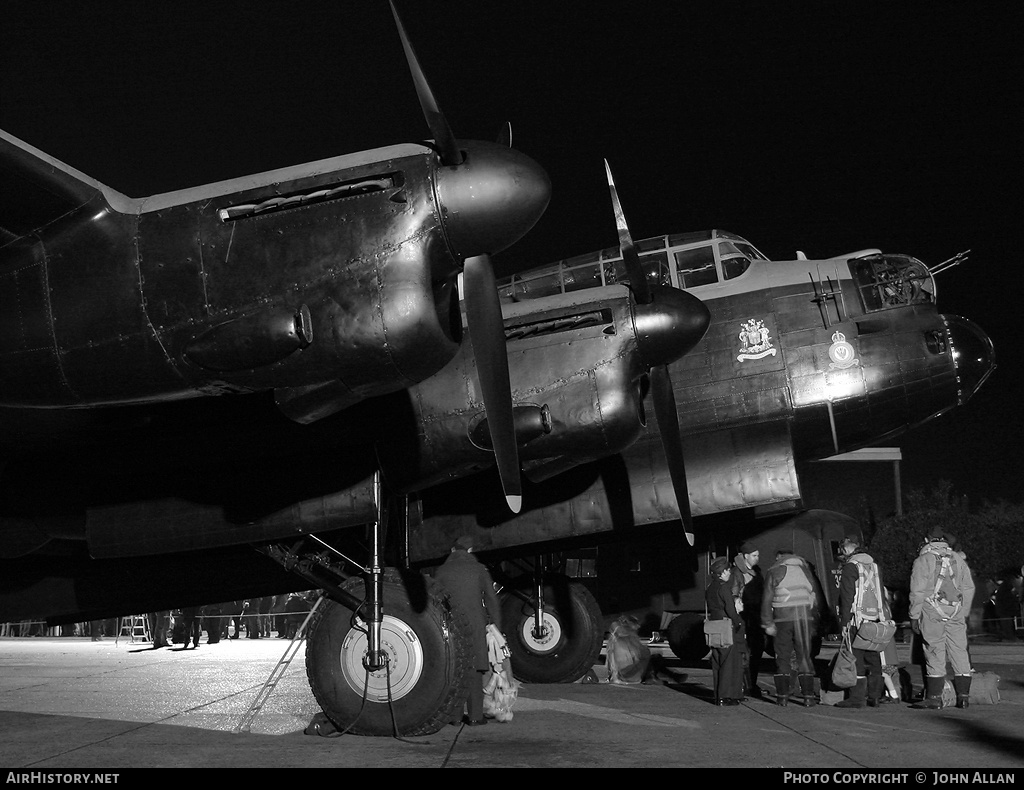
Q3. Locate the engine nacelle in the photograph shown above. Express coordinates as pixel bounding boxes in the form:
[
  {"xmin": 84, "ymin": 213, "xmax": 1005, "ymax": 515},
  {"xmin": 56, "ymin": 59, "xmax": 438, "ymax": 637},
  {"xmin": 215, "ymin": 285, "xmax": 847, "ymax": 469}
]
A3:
[{"xmin": 377, "ymin": 287, "xmax": 649, "ymax": 494}]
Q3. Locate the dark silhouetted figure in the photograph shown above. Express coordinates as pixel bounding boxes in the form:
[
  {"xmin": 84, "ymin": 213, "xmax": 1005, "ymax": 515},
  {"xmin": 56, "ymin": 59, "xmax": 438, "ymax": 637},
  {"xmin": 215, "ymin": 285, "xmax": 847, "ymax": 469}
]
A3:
[
  {"xmin": 434, "ymin": 535, "xmax": 502, "ymax": 726},
  {"xmin": 731, "ymin": 541, "xmax": 765, "ymax": 698},
  {"xmin": 707, "ymin": 555, "xmax": 743, "ymax": 705},
  {"xmin": 180, "ymin": 606, "xmax": 202, "ymax": 649}
]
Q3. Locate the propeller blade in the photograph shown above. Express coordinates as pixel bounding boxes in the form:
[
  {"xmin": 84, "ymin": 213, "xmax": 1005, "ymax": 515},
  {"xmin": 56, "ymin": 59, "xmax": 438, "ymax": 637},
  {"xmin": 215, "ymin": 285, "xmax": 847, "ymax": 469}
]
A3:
[
  {"xmin": 497, "ymin": 121, "xmax": 512, "ymax": 148},
  {"xmin": 607, "ymin": 158, "xmax": 703, "ymax": 545},
  {"xmin": 389, "ymin": 1, "xmax": 462, "ymax": 166},
  {"xmin": 463, "ymin": 254, "xmax": 522, "ymax": 513},
  {"xmin": 604, "ymin": 159, "xmax": 652, "ymax": 305},
  {"xmin": 650, "ymin": 364, "xmax": 694, "ymax": 545}
]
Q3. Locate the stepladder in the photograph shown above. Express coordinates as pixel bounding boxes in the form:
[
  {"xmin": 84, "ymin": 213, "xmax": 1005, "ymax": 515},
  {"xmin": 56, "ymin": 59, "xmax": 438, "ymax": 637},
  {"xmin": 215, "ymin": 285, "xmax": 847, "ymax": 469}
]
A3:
[{"xmin": 116, "ymin": 614, "xmax": 150, "ymax": 645}]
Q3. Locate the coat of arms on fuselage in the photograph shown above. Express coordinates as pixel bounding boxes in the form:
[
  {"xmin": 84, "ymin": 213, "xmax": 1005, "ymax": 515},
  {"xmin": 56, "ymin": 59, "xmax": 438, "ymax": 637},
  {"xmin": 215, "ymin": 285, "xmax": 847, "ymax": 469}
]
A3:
[
  {"xmin": 737, "ymin": 318, "xmax": 776, "ymax": 361},
  {"xmin": 828, "ymin": 330, "xmax": 860, "ymax": 370}
]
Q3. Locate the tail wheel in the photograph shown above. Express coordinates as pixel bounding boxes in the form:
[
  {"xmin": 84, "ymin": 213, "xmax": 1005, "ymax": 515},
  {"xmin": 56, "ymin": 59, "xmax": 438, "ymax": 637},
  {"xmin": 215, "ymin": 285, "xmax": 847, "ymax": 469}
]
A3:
[
  {"xmin": 305, "ymin": 568, "xmax": 472, "ymax": 736},
  {"xmin": 500, "ymin": 576, "xmax": 603, "ymax": 684}
]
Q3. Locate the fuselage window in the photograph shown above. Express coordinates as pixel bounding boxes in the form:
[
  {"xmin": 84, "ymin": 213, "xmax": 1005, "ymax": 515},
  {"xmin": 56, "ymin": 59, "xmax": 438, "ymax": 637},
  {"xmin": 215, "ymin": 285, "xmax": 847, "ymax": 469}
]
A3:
[{"xmin": 674, "ymin": 246, "xmax": 718, "ymax": 289}]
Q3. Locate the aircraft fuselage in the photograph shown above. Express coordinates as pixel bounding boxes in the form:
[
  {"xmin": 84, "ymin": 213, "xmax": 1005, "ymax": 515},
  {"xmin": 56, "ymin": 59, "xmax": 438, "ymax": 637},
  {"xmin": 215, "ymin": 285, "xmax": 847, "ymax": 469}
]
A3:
[{"xmin": 408, "ymin": 231, "xmax": 994, "ymax": 559}]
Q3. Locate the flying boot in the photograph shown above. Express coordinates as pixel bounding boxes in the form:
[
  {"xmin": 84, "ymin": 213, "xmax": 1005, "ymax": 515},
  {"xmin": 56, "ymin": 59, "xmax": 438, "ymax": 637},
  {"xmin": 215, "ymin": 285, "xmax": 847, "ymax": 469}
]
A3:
[
  {"xmin": 866, "ymin": 674, "xmax": 886, "ymax": 707},
  {"xmin": 910, "ymin": 676, "xmax": 945, "ymax": 709},
  {"xmin": 835, "ymin": 676, "xmax": 867, "ymax": 708},
  {"xmin": 773, "ymin": 674, "xmax": 790, "ymax": 707},
  {"xmin": 953, "ymin": 674, "xmax": 972, "ymax": 709},
  {"xmin": 798, "ymin": 674, "xmax": 818, "ymax": 707},
  {"xmin": 879, "ymin": 668, "xmax": 901, "ymax": 704}
]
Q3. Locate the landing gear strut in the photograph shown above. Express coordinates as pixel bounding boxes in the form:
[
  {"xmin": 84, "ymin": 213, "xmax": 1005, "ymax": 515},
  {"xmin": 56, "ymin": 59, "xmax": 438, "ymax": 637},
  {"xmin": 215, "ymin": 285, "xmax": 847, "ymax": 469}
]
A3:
[
  {"xmin": 497, "ymin": 557, "xmax": 603, "ymax": 684},
  {"xmin": 262, "ymin": 474, "xmax": 473, "ymax": 736}
]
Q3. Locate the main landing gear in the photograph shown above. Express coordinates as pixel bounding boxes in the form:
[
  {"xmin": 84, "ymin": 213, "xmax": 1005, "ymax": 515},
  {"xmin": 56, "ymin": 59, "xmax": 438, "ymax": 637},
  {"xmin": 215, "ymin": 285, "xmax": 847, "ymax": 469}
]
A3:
[
  {"xmin": 496, "ymin": 559, "xmax": 604, "ymax": 684},
  {"xmin": 263, "ymin": 474, "xmax": 473, "ymax": 736}
]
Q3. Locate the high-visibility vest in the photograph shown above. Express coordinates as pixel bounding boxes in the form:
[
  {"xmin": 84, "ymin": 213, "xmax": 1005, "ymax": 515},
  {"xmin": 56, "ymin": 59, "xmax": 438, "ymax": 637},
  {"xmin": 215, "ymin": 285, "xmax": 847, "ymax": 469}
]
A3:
[{"xmin": 772, "ymin": 560, "xmax": 814, "ymax": 608}]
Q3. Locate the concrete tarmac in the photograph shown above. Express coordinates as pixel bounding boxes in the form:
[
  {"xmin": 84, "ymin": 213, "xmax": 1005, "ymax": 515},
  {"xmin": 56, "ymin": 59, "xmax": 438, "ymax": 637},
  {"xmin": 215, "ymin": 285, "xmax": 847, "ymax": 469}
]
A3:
[{"xmin": 1, "ymin": 634, "xmax": 1022, "ymax": 770}]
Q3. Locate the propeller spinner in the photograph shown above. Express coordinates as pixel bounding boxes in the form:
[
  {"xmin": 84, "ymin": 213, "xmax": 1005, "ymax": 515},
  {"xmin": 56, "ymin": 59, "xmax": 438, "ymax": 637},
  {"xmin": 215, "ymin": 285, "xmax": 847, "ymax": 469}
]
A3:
[
  {"xmin": 605, "ymin": 159, "xmax": 710, "ymax": 544},
  {"xmin": 392, "ymin": 2, "xmax": 547, "ymax": 512}
]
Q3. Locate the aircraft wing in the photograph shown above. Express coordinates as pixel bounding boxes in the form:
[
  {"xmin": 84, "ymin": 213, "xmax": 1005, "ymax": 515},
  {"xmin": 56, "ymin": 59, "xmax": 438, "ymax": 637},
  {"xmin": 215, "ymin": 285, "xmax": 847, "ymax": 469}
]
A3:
[{"xmin": 0, "ymin": 130, "xmax": 132, "ymax": 246}]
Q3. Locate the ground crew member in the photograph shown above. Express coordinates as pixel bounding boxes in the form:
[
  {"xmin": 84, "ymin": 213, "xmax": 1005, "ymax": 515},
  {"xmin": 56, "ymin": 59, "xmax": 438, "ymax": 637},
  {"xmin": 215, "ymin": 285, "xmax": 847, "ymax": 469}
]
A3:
[
  {"xmin": 761, "ymin": 549, "xmax": 820, "ymax": 706},
  {"xmin": 731, "ymin": 541, "xmax": 765, "ymax": 698},
  {"xmin": 434, "ymin": 535, "xmax": 502, "ymax": 726}
]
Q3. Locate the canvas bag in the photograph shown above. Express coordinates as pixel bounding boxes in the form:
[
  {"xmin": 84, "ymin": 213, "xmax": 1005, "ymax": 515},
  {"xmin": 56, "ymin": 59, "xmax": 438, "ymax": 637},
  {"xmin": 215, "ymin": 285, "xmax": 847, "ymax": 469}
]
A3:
[
  {"xmin": 851, "ymin": 620, "xmax": 897, "ymax": 651},
  {"xmin": 970, "ymin": 671, "xmax": 1001, "ymax": 705},
  {"xmin": 703, "ymin": 618, "xmax": 733, "ymax": 648},
  {"xmin": 847, "ymin": 556, "xmax": 896, "ymax": 650},
  {"xmin": 829, "ymin": 630, "xmax": 857, "ymax": 689}
]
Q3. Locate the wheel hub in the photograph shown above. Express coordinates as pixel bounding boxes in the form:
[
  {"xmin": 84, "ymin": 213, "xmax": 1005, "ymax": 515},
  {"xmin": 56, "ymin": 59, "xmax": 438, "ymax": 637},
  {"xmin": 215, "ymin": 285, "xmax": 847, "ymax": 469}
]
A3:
[
  {"xmin": 518, "ymin": 611, "xmax": 562, "ymax": 655},
  {"xmin": 339, "ymin": 615, "xmax": 424, "ymax": 702}
]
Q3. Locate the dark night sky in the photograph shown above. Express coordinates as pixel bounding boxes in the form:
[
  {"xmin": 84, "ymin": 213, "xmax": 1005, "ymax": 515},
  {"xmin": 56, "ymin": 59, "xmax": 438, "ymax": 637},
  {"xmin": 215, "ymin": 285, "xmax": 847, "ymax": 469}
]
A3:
[{"xmin": 2, "ymin": 2, "xmax": 1021, "ymax": 505}]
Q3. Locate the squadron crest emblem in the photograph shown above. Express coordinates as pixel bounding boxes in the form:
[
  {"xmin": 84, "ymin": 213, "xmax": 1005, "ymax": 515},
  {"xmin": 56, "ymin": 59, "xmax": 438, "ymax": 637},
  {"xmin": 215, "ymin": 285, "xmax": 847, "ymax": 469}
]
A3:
[
  {"xmin": 737, "ymin": 318, "xmax": 776, "ymax": 361},
  {"xmin": 828, "ymin": 330, "xmax": 860, "ymax": 370}
]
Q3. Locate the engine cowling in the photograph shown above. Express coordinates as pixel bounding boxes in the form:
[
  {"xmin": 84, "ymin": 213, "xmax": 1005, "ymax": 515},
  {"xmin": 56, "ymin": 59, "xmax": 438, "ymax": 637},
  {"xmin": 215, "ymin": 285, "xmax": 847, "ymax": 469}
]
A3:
[{"xmin": 376, "ymin": 285, "xmax": 702, "ymax": 495}]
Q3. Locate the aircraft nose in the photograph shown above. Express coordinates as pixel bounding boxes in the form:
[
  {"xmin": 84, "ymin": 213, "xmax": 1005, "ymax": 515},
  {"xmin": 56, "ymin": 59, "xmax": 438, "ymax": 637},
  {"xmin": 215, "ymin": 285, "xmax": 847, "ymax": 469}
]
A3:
[
  {"xmin": 943, "ymin": 314, "xmax": 996, "ymax": 405},
  {"xmin": 632, "ymin": 285, "xmax": 712, "ymax": 369},
  {"xmin": 434, "ymin": 140, "xmax": 551, "ymax": 259}
]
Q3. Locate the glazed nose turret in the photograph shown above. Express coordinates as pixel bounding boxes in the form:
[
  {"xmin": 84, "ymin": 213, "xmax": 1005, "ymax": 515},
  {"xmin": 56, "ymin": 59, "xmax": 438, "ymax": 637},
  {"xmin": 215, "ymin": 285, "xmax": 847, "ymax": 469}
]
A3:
[
  {"xmin": 434, "ymin": 140, "xmax": 551, "ymax": 259},
  {"xmin": 943, "ymin": 314, "xmax": 995, "ymax": 405}
]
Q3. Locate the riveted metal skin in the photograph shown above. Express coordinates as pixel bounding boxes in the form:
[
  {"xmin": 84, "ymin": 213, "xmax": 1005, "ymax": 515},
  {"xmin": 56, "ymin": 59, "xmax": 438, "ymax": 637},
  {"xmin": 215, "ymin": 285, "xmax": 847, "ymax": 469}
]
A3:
[
  {"xmin": 376, "ymin": 283, "xmax": 705, "ymax": 496},
  {"xmin": 407, "ymin": 245, "xmax": 994, "ymax": 561},
  {"xmin": 0, "ymin": 136, "xmax": 548, "ymax": 417}
]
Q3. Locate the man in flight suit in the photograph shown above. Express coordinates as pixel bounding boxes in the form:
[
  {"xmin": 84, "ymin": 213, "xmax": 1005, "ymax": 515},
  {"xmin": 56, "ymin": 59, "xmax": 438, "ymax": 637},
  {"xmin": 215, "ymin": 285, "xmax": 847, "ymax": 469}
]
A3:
[
  {"xmin": 835, "ymin": 537, "xmax": 893, "ymax": 708},
  {"xmin": 909, "ymin": 533, "xmax": 975, "ymax": 709}
]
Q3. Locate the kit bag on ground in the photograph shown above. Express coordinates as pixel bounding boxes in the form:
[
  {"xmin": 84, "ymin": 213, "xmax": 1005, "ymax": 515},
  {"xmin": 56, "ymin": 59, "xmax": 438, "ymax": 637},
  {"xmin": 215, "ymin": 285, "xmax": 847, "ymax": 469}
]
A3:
[
  {"xmin": 703, "ymin": 618, "xmax": 733, "ymax": 648},
  {"xmin": 970, "ymin": 672, "xmax": 1001, "ymax": 704}
]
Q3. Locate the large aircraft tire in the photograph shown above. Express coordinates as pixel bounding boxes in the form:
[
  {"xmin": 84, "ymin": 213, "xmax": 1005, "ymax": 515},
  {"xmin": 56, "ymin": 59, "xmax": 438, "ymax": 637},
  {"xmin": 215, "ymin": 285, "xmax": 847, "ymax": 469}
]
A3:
[
  {"xmin": 305, "ymin": 568, "xmax": 472, "ymax": 736},
  {"xmin": 500, "ymin": 576, "xmax": 603, "ymax": 684},
  {"xmin": 667, "ymin": 611, "xmax": 710, "ymax": 661}
]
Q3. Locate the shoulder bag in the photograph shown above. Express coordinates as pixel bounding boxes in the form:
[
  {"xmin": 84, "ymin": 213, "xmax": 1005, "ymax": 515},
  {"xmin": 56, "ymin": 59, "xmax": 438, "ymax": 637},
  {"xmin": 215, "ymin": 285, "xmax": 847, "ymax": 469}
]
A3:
[{"xmin": 703, "ymin": 618, "xmax": 733, "ymax": 648}]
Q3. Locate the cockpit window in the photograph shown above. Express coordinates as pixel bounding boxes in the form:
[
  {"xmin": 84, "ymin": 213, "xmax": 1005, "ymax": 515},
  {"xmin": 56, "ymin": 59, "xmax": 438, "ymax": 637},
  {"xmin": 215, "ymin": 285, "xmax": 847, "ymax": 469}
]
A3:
[
  {"xmin": 674, "ymin": 246, "xmax": 718, "ymax": 288},
  {"xmin": 719, "ymin": 241, "xmax": 752, "ymax": 280},
  {"xmin": 562, "ymin": 252, "xmax": 602, "ymax": 293},
  {"xmin": 601, "ymin": 252, "xmax": 670, "ymax": 288},
  {"xmin": 640, "ymin": 253, "xmax": 671, "ymax": 286},
  {"xmin": 850, "ymin": 254, "xmax": 935, "ymax": 312},
  {"xmin": 734, "ymin": 242, "xmax": 768, "ymax": 261}
]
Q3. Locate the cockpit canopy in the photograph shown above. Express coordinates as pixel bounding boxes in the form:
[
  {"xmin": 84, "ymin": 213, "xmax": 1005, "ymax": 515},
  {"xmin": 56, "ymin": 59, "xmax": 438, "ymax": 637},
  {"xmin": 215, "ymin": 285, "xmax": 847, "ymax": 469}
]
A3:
[{"xmin": 498, "ymin": 229, "xmax": 768, "ymax": 301}]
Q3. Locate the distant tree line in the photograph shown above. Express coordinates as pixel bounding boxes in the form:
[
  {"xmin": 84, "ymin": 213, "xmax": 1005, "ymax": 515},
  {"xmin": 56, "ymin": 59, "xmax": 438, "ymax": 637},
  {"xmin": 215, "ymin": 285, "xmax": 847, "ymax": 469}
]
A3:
[{"xmin": 866, "ymin": 481, "xmax": 1024, "ymax": 590}]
